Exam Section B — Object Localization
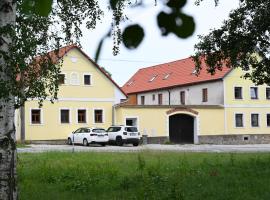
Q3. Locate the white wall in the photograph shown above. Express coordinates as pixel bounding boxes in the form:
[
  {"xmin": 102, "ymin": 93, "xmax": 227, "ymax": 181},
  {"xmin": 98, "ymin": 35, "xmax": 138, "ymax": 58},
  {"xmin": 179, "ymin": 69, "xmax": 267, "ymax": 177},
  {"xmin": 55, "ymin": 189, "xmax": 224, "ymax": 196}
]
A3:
[{"xmin": 137, "ymin": 80, "xmax": 224, "ymax": 105}]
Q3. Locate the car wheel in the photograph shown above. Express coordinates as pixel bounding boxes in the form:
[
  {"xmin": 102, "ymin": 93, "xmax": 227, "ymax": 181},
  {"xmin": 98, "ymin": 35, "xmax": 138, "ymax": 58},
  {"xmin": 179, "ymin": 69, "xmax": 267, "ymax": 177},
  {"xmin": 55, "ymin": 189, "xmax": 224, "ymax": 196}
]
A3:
[
  {"xmin": 68, "ymin": 138, "xmax": 72, "ymax": 145},
  {"xmin": 133, "ymin": 142, "xmax": 139, "ymax": 146},
  {"xmin": 83, "ymin": 138, "xmax": 88, "ymax": 146},
  {"xmin": 101, "ymin": 143, "xmax": 106, "ymax": 147},
  {"xmin": 115, "ymin": 136, "xmax": 123, "ymax": 146}
]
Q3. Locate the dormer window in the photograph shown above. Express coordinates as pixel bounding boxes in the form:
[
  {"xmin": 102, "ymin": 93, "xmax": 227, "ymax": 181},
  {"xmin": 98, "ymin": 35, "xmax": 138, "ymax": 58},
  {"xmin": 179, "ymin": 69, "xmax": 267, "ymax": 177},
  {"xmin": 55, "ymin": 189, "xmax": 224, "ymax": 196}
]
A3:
[
  {"xmin": 149, "ymin": 75, "xmax": 157, "ymax": 82},
  {"xmin": 127, "ymin": 80, "xmax": 134, "ymax": 86},
  {"xmin": 163, "ymin": 73, "xmax": 171, "ymax": 80}
]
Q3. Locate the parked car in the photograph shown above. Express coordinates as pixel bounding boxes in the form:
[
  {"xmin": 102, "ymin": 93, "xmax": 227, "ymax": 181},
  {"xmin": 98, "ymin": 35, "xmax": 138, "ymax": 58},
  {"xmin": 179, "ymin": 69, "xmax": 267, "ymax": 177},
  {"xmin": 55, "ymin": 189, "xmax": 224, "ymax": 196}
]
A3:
[
  {"xmin": 67, "ymin": 127, "xmax": 109, "ymax": 146},
  {"xmin": 107, "ymin": 125, "xmax": 140, "ymax": 146}
]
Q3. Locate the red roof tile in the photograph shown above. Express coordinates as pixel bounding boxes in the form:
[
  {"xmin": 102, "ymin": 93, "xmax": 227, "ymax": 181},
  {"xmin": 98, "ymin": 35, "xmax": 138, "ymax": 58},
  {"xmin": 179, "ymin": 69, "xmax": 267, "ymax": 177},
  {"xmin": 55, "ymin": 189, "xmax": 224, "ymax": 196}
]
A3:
[{"xmin": 122, "ymin": 57, "xmax": 232, "ymax": 94}]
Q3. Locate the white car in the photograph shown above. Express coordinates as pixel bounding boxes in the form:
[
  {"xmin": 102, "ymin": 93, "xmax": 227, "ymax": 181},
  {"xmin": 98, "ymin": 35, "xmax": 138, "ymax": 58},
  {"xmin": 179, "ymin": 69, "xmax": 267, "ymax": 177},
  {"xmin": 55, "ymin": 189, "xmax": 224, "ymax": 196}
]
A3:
[
  {"xmin": 67, "ymin": 127, "xmax": 109, "ymax": 146},
  {"xmin": 107, "ymin": 125, "xmax": 140, "ymax": 146}
]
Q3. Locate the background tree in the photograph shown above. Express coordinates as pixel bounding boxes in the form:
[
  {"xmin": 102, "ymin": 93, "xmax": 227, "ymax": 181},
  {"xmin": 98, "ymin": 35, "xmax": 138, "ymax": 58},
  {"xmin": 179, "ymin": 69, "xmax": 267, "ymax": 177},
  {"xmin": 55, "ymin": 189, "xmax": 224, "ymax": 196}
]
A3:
[
  {"xmin": 193, "ymin": 0, "xmax": 270, "ymax": 86},
  {"xmin": 0, "ymin": 0, "xmax": 195, "ymax": 199}
]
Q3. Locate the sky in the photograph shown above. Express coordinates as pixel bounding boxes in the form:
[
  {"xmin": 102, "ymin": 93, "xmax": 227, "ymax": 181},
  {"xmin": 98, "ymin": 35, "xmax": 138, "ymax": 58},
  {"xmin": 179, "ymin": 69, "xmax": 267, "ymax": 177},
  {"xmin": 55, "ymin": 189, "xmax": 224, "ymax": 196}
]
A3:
[{"xmin": 80, "ymin": 0, "xmax": 240, "ymax": 86}]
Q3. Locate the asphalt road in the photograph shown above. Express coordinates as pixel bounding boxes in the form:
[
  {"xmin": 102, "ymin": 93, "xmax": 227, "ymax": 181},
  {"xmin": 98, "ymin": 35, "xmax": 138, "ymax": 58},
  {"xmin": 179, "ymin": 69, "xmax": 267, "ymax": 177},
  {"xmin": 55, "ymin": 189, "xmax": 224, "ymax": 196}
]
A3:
[{"xmin": 17, "ymin": 144, "xmax": 270, "ymax": 153}]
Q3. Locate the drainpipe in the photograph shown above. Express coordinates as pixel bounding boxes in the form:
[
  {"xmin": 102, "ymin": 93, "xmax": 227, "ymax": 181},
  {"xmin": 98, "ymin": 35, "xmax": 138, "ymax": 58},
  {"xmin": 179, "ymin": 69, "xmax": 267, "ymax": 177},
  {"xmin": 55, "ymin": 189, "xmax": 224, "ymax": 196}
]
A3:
[{"xmin": 167, "ymin": 90, "xmax": 171, "ymax": 105}]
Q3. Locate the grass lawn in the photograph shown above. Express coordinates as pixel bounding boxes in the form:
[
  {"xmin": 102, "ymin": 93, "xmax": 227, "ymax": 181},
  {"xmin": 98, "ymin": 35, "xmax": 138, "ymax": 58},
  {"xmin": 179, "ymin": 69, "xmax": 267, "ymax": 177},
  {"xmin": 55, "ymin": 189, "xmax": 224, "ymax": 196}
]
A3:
[{"xmin": 18, "ymin": 151, "xmax": 270, "ymax": 200}]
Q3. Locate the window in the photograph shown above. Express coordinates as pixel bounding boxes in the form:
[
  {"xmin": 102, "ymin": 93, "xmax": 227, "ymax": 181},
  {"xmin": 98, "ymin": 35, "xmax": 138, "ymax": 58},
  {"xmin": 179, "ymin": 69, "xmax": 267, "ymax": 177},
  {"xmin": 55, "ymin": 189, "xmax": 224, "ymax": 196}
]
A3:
[
  {"xmin": 141, "ymin": 96, "xmax": 145, "ymax": 105},
  {"xmin": 180, "ymin": 91, "xmax": 185, "ymax": 105},
  {"xmin": 31, "ymin": 109, "xmax": 41, "ymax": 124},
  {"xmin": 152, "ymin": 94, "xmax": 155, "ymax": 101},
  {"xmin": 234, "ymin": 87, "xmax": 242, "ymax": 99},
  {"xmin": 77, "ymin": 109, "xmax": 86, "ymax": 123},
  {"xmin": 94, "ymin": 109, "xmax": 103, "ymax": 123},
  {"xmin": 60, "ymin": 109, "xmax": 70, "ymax": 123},
  {"xmin": 163, "ymin": 73, "xmax": 171, "ymax": 80},
  {"xmin": 107, "ymin": 127, "xmax": 121, "ymax": 132},
  {"xmin": 250, "ymin": 87, "xmax": 258, "ymax": 99},
  {"xmin": 58, "ymin": 74, "xmax": 66, "ymax": 85},
  {"xmin": 267, "ymin": 114, "xmax": 270, "ymax": 127},
  {"xmin": 251, "ymin": 114, "xmax": 259, "ymax": 127},
  {"xmin": 149, "ymin": 75, "xmax": 157, "ymax": 82},
  {"xmin": 84, "ymin": 74, "xmax": 91, "ymax": 85},
  {"xmin": 235, "ymin": 114, "xmax": 243, "ymax": 127},
  {"xmin": 158, "ymin": 94, "xmax": 163, "ymax": 105},
  {"xmin": 70, "ymin": 72, "xmax": 79, "ymax": 85},
  {"xmin": 266, "ymin": 88, "xmax": 270, "ymax": 99},
  {"xmin": 202, "ymin": 88, "xmax": 208, "ymax": 102}
]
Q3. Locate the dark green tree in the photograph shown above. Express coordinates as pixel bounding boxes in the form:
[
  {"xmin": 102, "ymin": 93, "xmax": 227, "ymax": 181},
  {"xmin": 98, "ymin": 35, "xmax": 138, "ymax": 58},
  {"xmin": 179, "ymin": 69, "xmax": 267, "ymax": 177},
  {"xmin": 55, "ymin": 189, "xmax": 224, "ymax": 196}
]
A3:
[{"xmin": 193, "ymin": 0, "xmax": 270, "ymax": 85}]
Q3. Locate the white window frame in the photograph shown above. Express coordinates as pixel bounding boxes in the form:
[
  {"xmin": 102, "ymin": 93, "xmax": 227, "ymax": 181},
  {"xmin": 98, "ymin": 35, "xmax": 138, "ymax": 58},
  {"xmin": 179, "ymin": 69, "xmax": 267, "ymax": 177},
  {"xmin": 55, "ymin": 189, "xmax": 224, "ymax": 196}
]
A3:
[
  {"xmin": 251, "ymin": 113, "xmax": 260, "ymax": 128},
  {"xmin": 93, "ymin": 108, "xmax": 105, "ymax": 124},
  {"xmin": 250, "ymin": 86, "xmax": 259, "ymax": 100},
  {"xmin": 234, "ymin": 86, "xmax": 243, "ymax": 100},
  {"xmin": 124, "ymin": 116, "xmax": 139, "ymax": 130},
  {"xmin": 149, "ymin": 75, "xmax": 157, "ymax": 82},
  {"xmin": 59, "ymin": 72, "xmax": 68, "ymax": 85},
  {"xmin": 83, "ymin": 73, "xmax": 92, "ymax": 86},
  {"xmin": 76, "ymin": 108, "xmax": 88, "ymax": 124},
  {"xmin": 30, "ymin": 108, "xmax": 44, "ymax": 125},
  {"xmin": 234, "ymin": 113, "xmax": 244, "ymax": 128},
  {"xmin": 267, "ymin": 113, "xmax": 270, "ymax": 127},
  {"xmin": 70, "ymin": 72, "xmax": 80, "ymax": 85},
  {"xmin": 70, "ymin": 56, "xmax": 78, "ymax": 63},
  {"xmin": 59, "ymin": 108, "xmax": 72, "ymax": 124},
  {"xmin": 266, "ymin": 87, "xmax": 270, "ymax": 100}
]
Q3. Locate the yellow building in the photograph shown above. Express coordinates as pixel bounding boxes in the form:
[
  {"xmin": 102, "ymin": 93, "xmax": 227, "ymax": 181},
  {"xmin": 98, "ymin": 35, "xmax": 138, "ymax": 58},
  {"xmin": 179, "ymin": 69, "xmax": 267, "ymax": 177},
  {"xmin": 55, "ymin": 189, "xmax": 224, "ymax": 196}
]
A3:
[
  {"xmin": 16, "ymin": 45, "xmax": 126, "ymax": 143},
  {"xmin": 119, "ymin": 58, "xmax": 270, "ymax": 144},
  {"xmin": 16, "ymin": 46, "xmax": 270, "ymax": 144}
]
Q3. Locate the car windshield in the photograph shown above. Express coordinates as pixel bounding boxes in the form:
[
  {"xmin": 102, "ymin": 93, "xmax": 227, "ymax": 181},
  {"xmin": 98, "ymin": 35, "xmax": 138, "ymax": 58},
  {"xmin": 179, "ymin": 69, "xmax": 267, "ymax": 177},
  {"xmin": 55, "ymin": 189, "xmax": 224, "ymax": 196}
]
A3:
[
  {"xmin": 107, "ymin": 127, "xmax": 121, "ymax": 132},
  {"xmin": 74, "ymin": 129, "xmax": 81, "ymax": 133},
  {"xmin": 125, "ymin": 127, "xmax": 138, "ymax": 132},
  {"xmin": 92, "ymin": 129, "xmax": 106, "ymax": 133}
]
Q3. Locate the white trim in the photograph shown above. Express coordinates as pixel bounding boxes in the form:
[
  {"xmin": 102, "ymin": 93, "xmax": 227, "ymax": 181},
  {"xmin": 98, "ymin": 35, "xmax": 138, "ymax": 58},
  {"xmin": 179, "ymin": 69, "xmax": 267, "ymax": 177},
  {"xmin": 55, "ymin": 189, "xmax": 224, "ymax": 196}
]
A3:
[
  {"xmin": 234, "ymin": 112, "xmax": 245, "ymax": 128},
  {"xmin": 70, "ymin": 72, "xmax": 80, "ymax": 85},
  {"xmin": 93, "ymin": 108, "xmax": 105, "ymax": 124},
  {"xmin": 166, "ymin": 111, "xmax": 199, "ymax": 144},
  {"xmin": 59, "ymin": 72, "xmax": 68, "ymax": 85},
  {"xmin": 267, "ymin": 113, "xmax": 270, "ymax": 127},
  {"xmin": 29, "ymin": 108, "xmax": 44, "ymax": 125},
  {"xmin": 224, "ymin": 104, "xmax": 270, "ymax": 108},
  {"xmin": 59, "ymin": 108, "xmax": 72, "ymax": 124},
  {"xmin": 76, "ymin": 108, "xmax": 88, "ymax": 124},
  {"xmin": 265, "ymin": 87, "xmax": 270, "ymax": 100},
  {"xmin": 250, "ymin": 86, "xmax": 259, "ymax": 100},
  {"xmin": 250, "ymin": 113, "xmax": 260, "ymax": 128},
  {"xmin": 124, "ymin": 116, "xmax": 140, "ymax": 130},
  {"xmin": 83, "ymin": 73, "xmax": 93, "ymax": 86},
  {"xmin": 233, "ymin": 86, "xmax": 243, "ymax": 100},
  {"xmin": 223, "ymin": 80, "xmax": 227, "ymax": 134},
  {"xmin": 28, "ymin": 97, "xmax": 115, "ymax": 102}
]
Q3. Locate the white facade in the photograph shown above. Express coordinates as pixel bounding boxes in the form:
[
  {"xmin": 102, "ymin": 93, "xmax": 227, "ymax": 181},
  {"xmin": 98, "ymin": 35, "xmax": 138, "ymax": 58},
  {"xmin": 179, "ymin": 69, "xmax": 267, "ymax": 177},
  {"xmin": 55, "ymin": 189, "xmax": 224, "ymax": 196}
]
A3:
[{"xmin": 137, "ymin": 80, "xmax": 224, "ymax": 105}]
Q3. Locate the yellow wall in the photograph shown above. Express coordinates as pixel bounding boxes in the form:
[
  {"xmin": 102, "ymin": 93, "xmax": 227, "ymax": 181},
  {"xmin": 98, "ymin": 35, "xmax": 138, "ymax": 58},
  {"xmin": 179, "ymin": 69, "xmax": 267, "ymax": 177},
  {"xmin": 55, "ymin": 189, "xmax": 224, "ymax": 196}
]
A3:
[
  {"xmin": 25, "ymin": 101, "xmax": 113, "ymax": 140},
  {"xmin": 224, "ymin": 68, "xmax": 270, "ymax": 105},
  {"xmin": 23, "ymin": 48, "xmax": 118, "ymax": 140},
  {"xmin": 58, "ymin": 49, "xmax": 115, "ymax": 98},
  {"xmin": 115, "ymin": 107, "xmax": 225, "ymax": 137},
  {"xmin": 224, "ymin": 68, "xmax": 270, "ymax": 135}
]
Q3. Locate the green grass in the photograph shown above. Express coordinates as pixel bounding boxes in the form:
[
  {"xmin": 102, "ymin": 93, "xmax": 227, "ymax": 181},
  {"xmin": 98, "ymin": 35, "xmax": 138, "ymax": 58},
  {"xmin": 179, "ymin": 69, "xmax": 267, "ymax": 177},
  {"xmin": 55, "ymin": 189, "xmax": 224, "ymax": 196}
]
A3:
[
  {"xmin": 18, "ymin": 152, "xmax": 270, "ymax": 200},
  {"xmin": 16, "ymin": 143, "xmax": 30, "ymax": 148}
]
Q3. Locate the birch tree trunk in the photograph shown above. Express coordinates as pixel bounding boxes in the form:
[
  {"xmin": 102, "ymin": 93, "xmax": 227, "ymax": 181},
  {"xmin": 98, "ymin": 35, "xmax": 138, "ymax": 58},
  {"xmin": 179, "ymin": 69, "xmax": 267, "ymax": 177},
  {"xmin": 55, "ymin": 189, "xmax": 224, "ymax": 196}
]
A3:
[{"xmin": 0, "ymin": 0, "xmax": 17, "ymax": 199}]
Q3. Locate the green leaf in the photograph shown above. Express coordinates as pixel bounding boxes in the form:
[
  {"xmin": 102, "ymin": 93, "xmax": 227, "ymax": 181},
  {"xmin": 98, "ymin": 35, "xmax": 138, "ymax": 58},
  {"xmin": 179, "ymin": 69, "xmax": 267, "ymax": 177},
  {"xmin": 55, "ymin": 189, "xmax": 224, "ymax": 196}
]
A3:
[
  {"xmin": 157, "ymin": 12, "xmax": 195, "ymax": 38},
  {"xmin": 122, "ymin": 24, "xmax": 145, "ymax": 49},
  {"xmin": 167, "ymin": 0, "xmax": 187, "ymax": 10},
  {"xmin": 21, "ymin": 0, "xmax": 53, "ymax": 16}
]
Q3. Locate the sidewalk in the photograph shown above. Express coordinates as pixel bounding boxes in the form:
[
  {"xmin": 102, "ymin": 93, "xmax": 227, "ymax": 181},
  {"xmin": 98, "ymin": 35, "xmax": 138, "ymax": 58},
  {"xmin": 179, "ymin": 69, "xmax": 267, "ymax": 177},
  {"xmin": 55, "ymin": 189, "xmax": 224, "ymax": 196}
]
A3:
[{"xmin": 17, "ymin": 144, "xmax": 270, "ymax": 153}]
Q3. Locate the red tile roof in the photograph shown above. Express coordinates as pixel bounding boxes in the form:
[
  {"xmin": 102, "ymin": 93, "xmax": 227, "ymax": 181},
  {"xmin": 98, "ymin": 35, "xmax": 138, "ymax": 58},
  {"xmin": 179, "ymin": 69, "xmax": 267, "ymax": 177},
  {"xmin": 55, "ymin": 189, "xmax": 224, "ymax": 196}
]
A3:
[{"xmin": 122, "ymin": 57, "xmax": 232, "ymax": 94}]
